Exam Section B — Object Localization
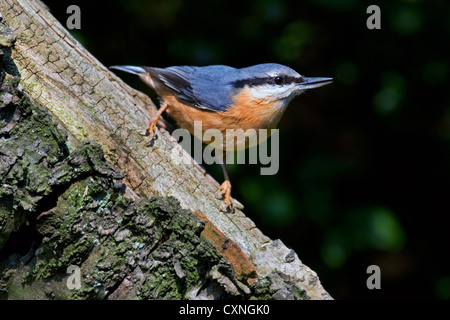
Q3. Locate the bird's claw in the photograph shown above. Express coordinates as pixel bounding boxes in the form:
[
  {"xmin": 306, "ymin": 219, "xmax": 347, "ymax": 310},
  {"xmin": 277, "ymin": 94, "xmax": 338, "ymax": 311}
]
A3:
[
  {"xmin": 219, "ymin": 180, "xmax": 235, "ymax": 212},
  {"xmin": 145, "ymin": 118, "xmax": 159, "ymax": 146}
]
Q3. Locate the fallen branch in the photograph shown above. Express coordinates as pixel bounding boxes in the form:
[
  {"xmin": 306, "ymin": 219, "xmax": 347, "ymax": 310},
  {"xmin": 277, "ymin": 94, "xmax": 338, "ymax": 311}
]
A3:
[{"xmin": 0, "ymin": 0, "xmax": 331, "ymax": 300}]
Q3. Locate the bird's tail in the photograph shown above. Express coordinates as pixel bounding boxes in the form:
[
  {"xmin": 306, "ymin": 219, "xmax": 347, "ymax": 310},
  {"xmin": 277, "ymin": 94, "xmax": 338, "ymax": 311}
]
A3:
[{"xmin": 110, "ymin": 65, "xmax": 146, "ymax": 75}]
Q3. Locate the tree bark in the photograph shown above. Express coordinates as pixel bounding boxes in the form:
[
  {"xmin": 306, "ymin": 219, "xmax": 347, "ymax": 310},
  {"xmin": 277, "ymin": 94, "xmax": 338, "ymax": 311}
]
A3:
[{"xmin": 0, "ymin": 0, "xmax": 331, "ymax": 299}]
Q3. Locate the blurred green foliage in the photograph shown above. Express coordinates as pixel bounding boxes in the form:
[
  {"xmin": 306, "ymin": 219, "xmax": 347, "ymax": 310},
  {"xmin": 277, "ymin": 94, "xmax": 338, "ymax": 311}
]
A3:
[{"xmin": 45, "ymin": 0, "xmax": 450, "ymax": 299}]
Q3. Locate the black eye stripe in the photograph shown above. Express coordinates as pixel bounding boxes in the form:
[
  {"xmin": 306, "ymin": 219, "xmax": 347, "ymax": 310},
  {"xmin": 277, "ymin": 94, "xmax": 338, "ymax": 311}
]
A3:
[{"xmin": 231, "ymin": 76, "xmax": 303, "ymax": 88}]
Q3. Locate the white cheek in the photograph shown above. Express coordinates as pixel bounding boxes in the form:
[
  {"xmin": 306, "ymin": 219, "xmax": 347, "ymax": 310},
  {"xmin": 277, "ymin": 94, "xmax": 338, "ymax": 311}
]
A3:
[
  {"xmin": 250, "ymin": 84, "xmax": 296, "ymax": 103},
  {"xmin": 250, "ymin": 85, "xmax": 276, "ymax": 99}
]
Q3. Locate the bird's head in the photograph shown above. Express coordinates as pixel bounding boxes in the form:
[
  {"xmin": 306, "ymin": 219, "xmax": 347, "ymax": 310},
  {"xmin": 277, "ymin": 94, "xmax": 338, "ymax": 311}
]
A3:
[{"xmin": 231, "ymin": 63, "xmax": 332, "ymax": 106}]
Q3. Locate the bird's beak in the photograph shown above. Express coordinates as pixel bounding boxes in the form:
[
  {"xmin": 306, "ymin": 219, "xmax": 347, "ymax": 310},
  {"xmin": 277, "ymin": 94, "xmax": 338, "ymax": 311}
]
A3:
[{"xmin": 298, "ymin": 77, "xmax": 333, "ymax": 90}]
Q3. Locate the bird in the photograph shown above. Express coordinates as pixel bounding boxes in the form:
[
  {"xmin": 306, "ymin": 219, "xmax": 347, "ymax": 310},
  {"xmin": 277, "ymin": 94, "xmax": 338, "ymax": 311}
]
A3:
[{"xmin": 110, "ymin": 63, "xmax": 332, "ymax": 211}]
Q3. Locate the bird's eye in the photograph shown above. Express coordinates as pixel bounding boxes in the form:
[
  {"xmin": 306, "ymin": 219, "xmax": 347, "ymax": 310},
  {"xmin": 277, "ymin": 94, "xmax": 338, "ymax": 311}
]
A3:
[{"xmin": 274, "ymin": 76, "xmax": 284, "ymax": 85}]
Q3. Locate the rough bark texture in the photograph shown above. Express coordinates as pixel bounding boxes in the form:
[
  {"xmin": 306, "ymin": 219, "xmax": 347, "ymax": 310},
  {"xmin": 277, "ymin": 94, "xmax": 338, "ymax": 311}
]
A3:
[{"xmin": 0, "ymin": 0, "xmax": 332, "ymax": 300}]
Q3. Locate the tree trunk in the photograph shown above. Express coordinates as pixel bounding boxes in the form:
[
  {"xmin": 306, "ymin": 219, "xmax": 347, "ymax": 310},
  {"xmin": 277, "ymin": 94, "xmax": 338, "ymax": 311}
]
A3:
[{"xmin": 0, "ymin": 0, "xmax": 331, "ymax": 300}]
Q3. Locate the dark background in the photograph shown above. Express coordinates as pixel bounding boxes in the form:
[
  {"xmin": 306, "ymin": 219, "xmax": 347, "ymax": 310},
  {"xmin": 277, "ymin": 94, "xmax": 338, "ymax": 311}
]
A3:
[{"xmin": 43, "ymin": 0, "xmax": 450, "ymax": 299}]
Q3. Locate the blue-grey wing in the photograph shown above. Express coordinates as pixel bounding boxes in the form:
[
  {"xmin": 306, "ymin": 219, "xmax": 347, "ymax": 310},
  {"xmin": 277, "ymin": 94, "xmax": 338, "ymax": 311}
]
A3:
[{"xmin": 145, "ymin": 66, "xmax": 235, "ymax": 112}]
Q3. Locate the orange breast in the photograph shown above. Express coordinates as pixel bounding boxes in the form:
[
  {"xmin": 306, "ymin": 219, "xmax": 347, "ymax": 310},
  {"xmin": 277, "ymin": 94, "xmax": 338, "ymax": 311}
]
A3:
[{"xmin": 154, "ymin": 84, "xmax": 286, "ymax": 151}]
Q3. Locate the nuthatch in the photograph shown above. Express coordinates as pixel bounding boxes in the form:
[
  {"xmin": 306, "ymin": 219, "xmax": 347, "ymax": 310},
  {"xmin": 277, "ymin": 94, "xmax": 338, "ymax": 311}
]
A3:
[{"xmin": 110, "ymin": 63, "xmax": 332, "ymax": 210}]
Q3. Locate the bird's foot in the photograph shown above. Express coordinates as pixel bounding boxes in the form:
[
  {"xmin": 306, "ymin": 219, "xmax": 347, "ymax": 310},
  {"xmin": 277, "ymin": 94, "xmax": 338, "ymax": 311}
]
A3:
[
  {"xmin": 219, "ymin": 180, "xmax": 235, "ymax": 212},
  {"xmin": 144, "ymin": 117, "xmax": 159, "ymax": 146}
]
